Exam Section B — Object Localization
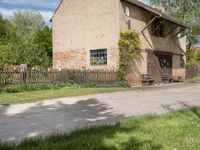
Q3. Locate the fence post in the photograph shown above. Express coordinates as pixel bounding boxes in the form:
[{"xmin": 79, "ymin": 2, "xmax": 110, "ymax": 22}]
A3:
[{"xmin": 20, "ymin": 64, "xmax": 27, "ymax": 85}]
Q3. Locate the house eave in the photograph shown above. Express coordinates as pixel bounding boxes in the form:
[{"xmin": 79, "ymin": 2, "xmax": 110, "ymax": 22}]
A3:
[
  {"xmin": 124, "ymin": 0, "xmax": 189, "ymax": 29},
  {"xmin": 50, "ymin": 0, "xmax": 64, "ymax": 22}
]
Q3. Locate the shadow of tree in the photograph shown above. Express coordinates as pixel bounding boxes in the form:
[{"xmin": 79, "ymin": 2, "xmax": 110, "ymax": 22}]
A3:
[
  {"xmin": 0, "ymin": 98, "xmax": 162, "ymax": 150},
  {"xmin": 0, "ymin": 98, "xmax": 122, "ymax": 141},
  {"xmin": 121, "ymin": 137, "xmax": 162, "ymax": 150},
  {"xmin": 191, "ymin": 107, "xmax": 200, "ymax": 117},
  {"xmin": 4, "ymin": 119, "xmax": 162, "ymax": 150}
]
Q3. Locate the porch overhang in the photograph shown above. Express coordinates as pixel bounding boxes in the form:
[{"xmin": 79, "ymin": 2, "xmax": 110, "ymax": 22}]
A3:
[{"xmin": 124, "ymin": 0, "xmax": 189, "ymax": 29}]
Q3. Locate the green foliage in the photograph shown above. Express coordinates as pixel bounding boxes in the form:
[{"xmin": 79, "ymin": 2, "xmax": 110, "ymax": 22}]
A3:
[
  {"xmin": 186, "ymin": 48, "xmax": 195, "ymax": 66},
  {"xmin": 118, "ymin": 30, "xmax": 141, "ymax": 81},
  {"xmin": 186, "ymin": 48, "xmax": 200, "ymax": 66},
  {"xmin": 188, "ymin": 76, "xmax": 200, "ymax": 83},
  {"xmin": 194, "ymin": 50, "xmax": 200, "ymax": 62},
  {"xmin": 33, "ymin": 26, "xmax": 52, "ymax": 67},
  {"xmin": 0, "ymin": 87, "xmax": 129, "ymax": 105},
  {"xmin": 0, "ymin": 84, "xmax": 64, "ymax": 94},
  {"xmin": 11, "ymin": 10, "xmax": 45, "ymax": 35},
  {"xmin": 67, "ymin": 81, "xmax": 80, "ymax": 89},
  {"xmin": 0, "ymin": 13, "xmax": 11, "ymax": 39},
  {"xmin": 0, "ymin": 10, "xmax": 52, "ymax": 67}
]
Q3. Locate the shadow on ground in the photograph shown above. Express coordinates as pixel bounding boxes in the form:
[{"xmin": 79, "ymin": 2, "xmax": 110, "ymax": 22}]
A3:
[{"xmin": 0, "ymin": 98, "xmax": 162, "ymax": 150}]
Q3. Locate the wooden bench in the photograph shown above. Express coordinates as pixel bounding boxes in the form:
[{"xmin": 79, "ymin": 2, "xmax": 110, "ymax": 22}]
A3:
[
  {"xmin": 141, "ymin": 74, "xmax": 154, "ymax": 86},
  {"xmin": 162, "ymin": 74, "xmax": 173, "ymax": 83}
]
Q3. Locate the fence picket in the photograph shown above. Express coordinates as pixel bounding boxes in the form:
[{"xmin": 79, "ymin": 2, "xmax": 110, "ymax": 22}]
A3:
[{"xmin": 0, "ymin": 67, "xmax": 119, "ymax": 87}]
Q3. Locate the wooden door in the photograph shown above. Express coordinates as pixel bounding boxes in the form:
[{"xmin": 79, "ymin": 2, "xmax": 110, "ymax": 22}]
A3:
[{"xmin": 148, "ymin": 52, "xmax": 162, "ymax": 83}]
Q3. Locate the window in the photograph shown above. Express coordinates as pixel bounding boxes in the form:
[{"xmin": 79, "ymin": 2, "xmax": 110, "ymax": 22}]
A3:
[
  {"xmin": 180, "ymin": 55, "xmax": 185, "ymax": 68},
  {"xmin": 151, "ymin": 18, "xmax": 164, "ymax": 37},
  {"xmin": 90, "ymin": 49, "xmax": 107, "ymax": 65}
]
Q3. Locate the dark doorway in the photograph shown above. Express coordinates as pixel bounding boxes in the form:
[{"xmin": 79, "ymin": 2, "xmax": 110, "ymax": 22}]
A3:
[
  {"xmin": 148, "ymin": 51, "xmax": 173, "ymax": 83},
  {"xmin": 155, "ymin": 52, "xmax": 173, "ymax": 78}
]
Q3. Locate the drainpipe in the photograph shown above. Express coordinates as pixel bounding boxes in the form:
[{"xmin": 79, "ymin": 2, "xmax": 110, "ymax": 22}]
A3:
[{"xmin": 141, "ymin": 15, "xmax": 160, "ymax": 49}]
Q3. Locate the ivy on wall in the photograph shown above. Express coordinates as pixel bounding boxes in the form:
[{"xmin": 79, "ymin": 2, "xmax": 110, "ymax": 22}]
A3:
[{"xmin": 118, "ymin": 30, "xmax": 141, "ymax": 81}]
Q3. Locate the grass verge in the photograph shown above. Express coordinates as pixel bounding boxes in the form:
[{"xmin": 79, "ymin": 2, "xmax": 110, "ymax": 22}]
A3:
[
  {"xmin": 1, "ymin": 107, "xmax": 200, "ymax": 150},
  {"xmin": 187, "ymin": 76, "xmax": 200, "ymax": 83},
  {"xmin": 0, "ymin": 87, "xmax": 131, "ymax": 105}
]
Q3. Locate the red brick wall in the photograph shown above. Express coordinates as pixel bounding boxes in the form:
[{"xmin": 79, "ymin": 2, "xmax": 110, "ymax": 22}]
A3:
[{"xmin": 53, "ymin": 49, "xmax": 87, "ymax": 69}]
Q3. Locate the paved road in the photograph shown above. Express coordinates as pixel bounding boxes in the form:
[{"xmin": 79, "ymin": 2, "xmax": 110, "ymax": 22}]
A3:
[{"xmin": 0, "ymin": 83, "xmax": 200, "ymax": 142}]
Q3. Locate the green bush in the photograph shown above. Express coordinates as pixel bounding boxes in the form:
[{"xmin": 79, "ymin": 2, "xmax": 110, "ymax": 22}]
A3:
[
  {"xmin": 67, "ymin": 80, "xmax": 80, "ymax": 89},
  {"xmin": 0, "ymin": 84, "xmax": 66, "ymax": 93},
  {"xmin": 84, "ymin": 82, "xmax": 97, "ymax": 88},
  {"xmin": 3, "ymin": 86, "xmax": 21, "ymax": 93},
  {"xmin": 118, "ymin": 30, "xmax": 141, "ymax": 81}
]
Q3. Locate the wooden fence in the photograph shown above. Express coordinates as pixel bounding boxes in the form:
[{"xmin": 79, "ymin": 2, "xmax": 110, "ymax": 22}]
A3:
[{"xmin": 0, "ymin": 68, "xmax": 119, "ymax": 87}]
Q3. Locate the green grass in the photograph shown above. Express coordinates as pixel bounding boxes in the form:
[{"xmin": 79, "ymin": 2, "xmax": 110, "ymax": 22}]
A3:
[
  {"xmin": 0, "ymin": 87, "xmax": 131, "ymax": 105},
  {"xmin": 1, "ymin": 107, "xmax": 200, "ymax": 150},
  {"xmin": 188, "ymin": 76, "xmax": 200, "ymax": 83}
]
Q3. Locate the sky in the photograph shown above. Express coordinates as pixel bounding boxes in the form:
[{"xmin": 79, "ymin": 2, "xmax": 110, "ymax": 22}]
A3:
[{"xmin": 0, "ymin": 0, "xmax": 149, "ymax": 25}]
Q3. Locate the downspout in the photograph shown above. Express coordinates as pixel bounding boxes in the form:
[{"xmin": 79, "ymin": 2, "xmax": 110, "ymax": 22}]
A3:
[{"xmin": 141, "ymin": 15, "xmax": 160, "ymax": 49}]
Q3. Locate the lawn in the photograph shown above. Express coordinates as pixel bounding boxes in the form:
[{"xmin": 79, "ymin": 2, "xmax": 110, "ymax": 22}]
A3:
[
  {"xmin": 1, "ymin": 107, "xmax": 200, "ymax": 150},
  {"xmin": 0, "ymin": 87, "xmax": 131, "ymax": 105},
  {"xmin": 188, "ymin": 76, "xmax": 200, "ymax": 83}
]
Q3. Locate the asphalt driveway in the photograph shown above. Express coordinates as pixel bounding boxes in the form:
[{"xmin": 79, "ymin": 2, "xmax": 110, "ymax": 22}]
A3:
[{"xmin": 0, "ymin": 83, "xmax": 200, "ymax": 142}]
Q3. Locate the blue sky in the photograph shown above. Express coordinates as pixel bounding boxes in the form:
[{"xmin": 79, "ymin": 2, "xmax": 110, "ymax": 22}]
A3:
[{"xmin": 0, "ymin": 0, "xmax": 149, "ymax": 24}]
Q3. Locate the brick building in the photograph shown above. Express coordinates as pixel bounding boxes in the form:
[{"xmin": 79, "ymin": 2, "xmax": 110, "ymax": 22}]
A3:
[{"xmin": 51, "ymin": 0, "xmax": 188, "ymax": 84}]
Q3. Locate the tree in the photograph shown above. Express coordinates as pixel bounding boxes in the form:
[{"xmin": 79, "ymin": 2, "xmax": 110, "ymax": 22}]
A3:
[
  {"xmin": 11, "ymin": 10, "xmax": 45, "ymax": 35},
  {"xmin": 0, "ymin": 13, "xmax": 11, "ymax": 39},
  {"xmin": 33, "ymin": 26, "xmax": 52, "ymax": 67},
  {"xmin": 0, "ymin": 10, "xmax": 52, "ymax": 67}
]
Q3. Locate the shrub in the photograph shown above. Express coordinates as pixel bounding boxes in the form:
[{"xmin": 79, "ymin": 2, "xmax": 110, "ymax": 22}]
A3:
[
  {"xmin": 1, "ymin": 84, "xmax": 66, "ymax": 93},
  {"xmin": 118, "ymin": 30, "xmax": 141, "ymax": 81},
  {"xmin": 66, "ymin": 80, "xmax": 80, "ymax": 89},
  {"xmin": 3, "ymin": 86, "xmax": 22, "ymax": 93}
]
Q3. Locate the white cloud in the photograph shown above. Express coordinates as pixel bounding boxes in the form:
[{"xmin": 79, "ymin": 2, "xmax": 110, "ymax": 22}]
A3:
[
  {"xmin": 142, "ymin": 0, "xmax": 150, "ymax": 5},
  {"xmin": 1, "ymin": 0, "xmax": 59, "ymax": 9},
  {"xmin": 0, "ymin": 7, "xmax": 53, "ymax": 23},
  {"xmin": 38, "ymin": 10, "xmax": 54, "ymax": 22},
  {"xmin": 0, "ymin": 8, "xmax": 16, "ymax": 18}
]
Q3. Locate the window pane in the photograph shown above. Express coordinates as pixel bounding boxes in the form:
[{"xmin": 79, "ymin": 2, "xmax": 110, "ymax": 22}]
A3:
[{"xmin": 90, "ymin": 49, "xmax": 107, "ymax": 66}]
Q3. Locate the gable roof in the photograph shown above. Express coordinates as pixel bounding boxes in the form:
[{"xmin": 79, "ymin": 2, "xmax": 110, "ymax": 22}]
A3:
[
  {"xmin": 51, "ymin": 0, "xmax": 63, "ymax": 21},
  {"xmin": 125, "ymin": 0, "xmax": 188, "ymax": 28},
  {"xmin": 51, "ymin": 0, "xmax": 188, "ymax": 28}
]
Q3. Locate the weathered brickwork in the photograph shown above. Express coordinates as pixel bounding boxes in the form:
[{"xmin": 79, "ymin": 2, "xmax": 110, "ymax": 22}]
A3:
[
  {"xmin": 126, "ymin": 74, "xmax": 142, "ymax": 84},
  {"xmin": 172, "ymin": 54, "xmax": 186, "ymax": 80},
  {"xmin": 53, "ymin": 49, "xmax": 87, "ymax": 69},
  {"xmin": 53, "ymin": 47, "xmax": 120, "ymax": 70}
]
